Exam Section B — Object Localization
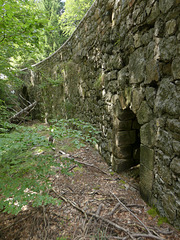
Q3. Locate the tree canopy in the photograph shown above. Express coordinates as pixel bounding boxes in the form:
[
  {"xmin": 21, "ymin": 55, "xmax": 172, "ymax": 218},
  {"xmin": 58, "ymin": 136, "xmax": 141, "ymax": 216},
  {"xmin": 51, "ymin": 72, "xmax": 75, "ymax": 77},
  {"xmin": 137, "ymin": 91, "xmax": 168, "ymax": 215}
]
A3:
[
  {"xmin": 0, "ymin": 0, "xmax": 48, "ymax": 79},
  {"xmin": 60, "ymin": 0, "xmax": 94, "ymax": 36}
]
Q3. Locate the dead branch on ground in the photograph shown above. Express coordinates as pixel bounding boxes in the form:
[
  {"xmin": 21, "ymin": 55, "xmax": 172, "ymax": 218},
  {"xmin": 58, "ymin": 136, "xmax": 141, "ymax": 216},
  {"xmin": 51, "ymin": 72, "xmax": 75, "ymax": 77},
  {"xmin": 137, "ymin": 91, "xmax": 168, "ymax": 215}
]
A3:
[{"xmin": 9, "ymin": 101, "xmax": 37, "ymax": 122}]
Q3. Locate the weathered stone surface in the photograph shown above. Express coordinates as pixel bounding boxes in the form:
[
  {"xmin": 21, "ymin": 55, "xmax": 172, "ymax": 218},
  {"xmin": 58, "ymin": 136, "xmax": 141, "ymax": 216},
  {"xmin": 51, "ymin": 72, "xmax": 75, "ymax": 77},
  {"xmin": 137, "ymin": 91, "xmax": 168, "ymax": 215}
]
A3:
[
  {"xmin": 129, "ymin": 48, "xmax": 145, "ymax": 84},
  {"xmin": 170, "ymin": 157, "xmax": 180, "ymax": 174},
  {"xmin": 137, "ymin": 101, "xmax": 153, "ymax": 125},
  {"xmin": 155, "ymin": 78, "xmax": 180, "ymax": 116},
  {"xmin": 145, "ymin": 87, "xmax": 156, "ymax": 109},
  {"xmin": 131, "ymin": 88, "xmax": 144, "ymax": 114},
  {"xmin": 165, "ymin": 19, "xmax": 177, "ymax": 36},
  {"xmin": 117, "ymin": 67, "xmax": 129, "ymax": 90},
  {"xmin": 113, "ymin": 145, "xmax": 132, "ymax": 159},
  {"xmin": 173, "ymin": 140, "xmax": 180, "ymax": 155},
  {"xmin": 115, "ymin": 130, "xmax": 136, "ymax": 146},
  {"xmin": 172, "ymin": 57, "xmax": 180, "ymax": 79},
  {"xmin": 162, "ymin": 192, "xmax": 177, "ymax": 223},
  {"xmin": 156, "ymin": 129, "xmax": 173, "ymax": 156},
  {"xmin": 140, "ymin": 121, "xmax": 155, "ymax": 147},
  {"xmin": 166, "ymin": 119, "xmax": 180, "ymax": 133},
  {"xmin": 21, "ymin": 0, "xmax": 180, "ymax": 227},
  {"xmin": 159, "ymin": 0, "xmax": 176, "ymax": 14},
  {"xmin": 146, "ymin": 1, "xmax": 160, "ymax": 25},
  {"xmin": 140, "ymin": 145, "xmax": 154, "ymax": 171},
  {"xmin": 145, "ymin": 59, "xmax": 160, "ymax": 84},
  {"xmin": 112, "ymin": 157, "xmax": 134, "ymax": 172},
  {"xmin": 140, "ymin": 164, "xmax": 154, "ymax": 202}
]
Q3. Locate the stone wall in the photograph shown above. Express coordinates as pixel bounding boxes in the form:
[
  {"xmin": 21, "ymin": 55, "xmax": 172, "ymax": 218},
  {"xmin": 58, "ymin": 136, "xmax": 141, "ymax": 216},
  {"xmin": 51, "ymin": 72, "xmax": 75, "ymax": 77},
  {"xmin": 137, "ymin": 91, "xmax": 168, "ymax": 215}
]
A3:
[{"xmin": 21, "ymin": 0, "xmax": 180, "ymax": 227}]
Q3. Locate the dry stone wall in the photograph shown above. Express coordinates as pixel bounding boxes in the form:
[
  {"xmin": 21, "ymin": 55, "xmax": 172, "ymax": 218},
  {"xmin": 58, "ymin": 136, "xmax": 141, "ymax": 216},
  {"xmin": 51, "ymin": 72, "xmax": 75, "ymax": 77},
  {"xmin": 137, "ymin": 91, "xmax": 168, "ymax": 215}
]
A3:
[{"xmin": 21, "ymin": 0, "xmax": 180, "ymax": 227}]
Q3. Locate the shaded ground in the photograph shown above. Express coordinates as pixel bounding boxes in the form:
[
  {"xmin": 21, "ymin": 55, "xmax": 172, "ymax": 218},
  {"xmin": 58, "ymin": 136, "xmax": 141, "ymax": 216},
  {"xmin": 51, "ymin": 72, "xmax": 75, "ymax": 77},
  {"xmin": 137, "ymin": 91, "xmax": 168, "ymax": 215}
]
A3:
[{"xmin": 0, "ymin": 142, "xmax": 180, "ymax": 239}]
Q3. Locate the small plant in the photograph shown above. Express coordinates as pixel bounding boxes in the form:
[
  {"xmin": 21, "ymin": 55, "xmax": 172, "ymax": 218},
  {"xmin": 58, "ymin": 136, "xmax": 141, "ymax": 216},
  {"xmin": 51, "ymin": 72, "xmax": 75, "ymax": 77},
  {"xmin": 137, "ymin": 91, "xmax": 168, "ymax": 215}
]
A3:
[
  {"xmin": 158, "ymin": 216, "xmax": 169, "ymax": 225},
  {"xmin": 0, "ymin": 125, "xmax": 70, "ymax": 214},
  {"xmin": 0, "ymin": 118, "xmax": 100, "ymax": 215},
  {"xmin": 147, "ymin": 207, "xmax": 169, "ymax": 226},
  {"xmin": 147, "ymin": 207, "xmax": 158, "ymax": 217}
]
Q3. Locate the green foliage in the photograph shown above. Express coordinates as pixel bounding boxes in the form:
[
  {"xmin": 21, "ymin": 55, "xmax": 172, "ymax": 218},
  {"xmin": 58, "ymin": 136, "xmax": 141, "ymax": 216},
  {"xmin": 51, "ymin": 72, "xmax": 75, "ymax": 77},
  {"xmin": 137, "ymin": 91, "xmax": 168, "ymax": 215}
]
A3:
[
  {"xmin": 50, "ymin": 118, "xmax": 100, "ymax": 149},
  {"xmin": 39, "ymin": 0, "xmax": 67, "ymax": 57},
  {"xmin": 38, "ymin": 70, "xmax": 64, "ymax": 88},
  {"xmin": 157, "ymin": 216, "xmax": 169, "ymax": 226},
  {"xmin": 147, "ymin": 207, "xmax": 158, "ymax": 217},
  {"xmin": 0, "ymin": 99, "xmax": 14, "ymax": 133},
  {"xmin": 0, "ymin": 125, "xmax": 67, "ymax": 214},
  {"xmin": 0, "ymin": 0, "xmax": 50, "ymax": 78},
  {"xmin": 147, "ymin": 207, "xmax": 169, "ymax": 226},
  {"xmin": 60, "ymin": 0, "xmax": 94, "ymax": 36},
  {"xmin": 0, "ymin": 119, "xmax": 99, "ymax": 215}
]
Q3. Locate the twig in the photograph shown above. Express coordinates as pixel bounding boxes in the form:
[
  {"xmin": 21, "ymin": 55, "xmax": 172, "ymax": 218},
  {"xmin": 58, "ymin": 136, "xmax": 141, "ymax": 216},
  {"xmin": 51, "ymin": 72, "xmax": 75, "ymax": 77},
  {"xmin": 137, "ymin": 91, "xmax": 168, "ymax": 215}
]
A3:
[
  {"xmin": 0, "ymin": 215, "xmax": 30, "ymax": 232},
  {"xmin": 111, "ymin": 192, "xmax": 164, "ymax": 240},
  {"xmin": 19, "ymin": 94, "xmax": 31, "ymax": 105},
  {"xmin": 124, "ymin": 233, "xmax": 164, "ymax": 240},
  {"xmin": 96, "ymin": 203, "xmax": 103, "ymax": 216},
  {"xmin": 59, "ymin": 149, "xmax": 109, "ymax": 175},
  {"xmin": 107, "ymin": 202, "xmax": 121, "ymax": 216},
  {"xmin": 52, "ymin": 189, "xmax": 134, "ymax": 239},
  {"xmin": 52, "ymin": 188, "xmax": 87, "ymax": 219},
  {"xmin": 74, "ymin": 159, "xmax": 109, "ymax": 175},
  {"xmin": 111, "ymin": 191, "xmax": 152, "ymax": 235},
  {"xmin": 9, "ymin": 101, "xmax": 37, "ymax": 122}
]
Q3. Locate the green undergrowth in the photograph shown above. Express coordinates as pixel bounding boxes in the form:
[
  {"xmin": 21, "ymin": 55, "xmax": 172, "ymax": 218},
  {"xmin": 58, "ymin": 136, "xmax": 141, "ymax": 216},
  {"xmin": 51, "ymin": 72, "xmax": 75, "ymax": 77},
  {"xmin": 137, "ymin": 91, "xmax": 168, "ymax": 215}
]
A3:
[
  {"xmin": 0, "ymin": 118, "xmax": 99, "ymax": 215},
  {"xmin": 147, "ymin": 207, "xmax": 169, "ymax": 226}
]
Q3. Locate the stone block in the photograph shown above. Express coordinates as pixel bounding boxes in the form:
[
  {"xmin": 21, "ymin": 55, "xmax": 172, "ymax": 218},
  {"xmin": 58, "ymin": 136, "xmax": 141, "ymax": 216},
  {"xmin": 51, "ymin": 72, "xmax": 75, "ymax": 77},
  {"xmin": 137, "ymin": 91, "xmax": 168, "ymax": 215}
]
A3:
[
  {"xmin": 117, "ymin": 67, "xmax": 129, "ymax": 90},
  {"xmin": 156, "ymin": 129, "xmax": 173, "ymax": 156},
  {"xmin": 158, "ymin": 36, "xmax": 177, "ymax": 62},
  {"xmin": 131, "ymin": 88, "xmax": 144, "ymax": 114},
  {"xmin": 140, "ymin": 164, "xmax": 154, "ymax": 202},
  {"xmin": 137, "ymin": 101, "xmax": 153, "ymax": 125},
  {"xmin": 165, "ymin": 19, "xmax": 177, "ymax": 36},
  {"xmin": 115, "ymin": 130, "xmax": 136, "ymax": 146},
  {"xmin": 146, "ymin": 1, "xmax": 160, "ymax": 24},
  {"xmin": 140, "ymin": 121, "xmax": 155, "ymax": 148},
  {"xmin": 145, "ymin": 87, "xmax": 156, "ymax": 109},
  {"xmin": 166, "ymin": 119, "xmax": 180, "ymax": 133},
  {"xmin": 162, "ymin": 192, "xmax": 177, "ymax": 222},
  {"xmin": 173, "ymin": 140, "xmax": 180, "ymax": 155},
  {"xmin": 140, "ymin": 145, "xmax": 154, "ymax": 171},
  {"xmin": 145, "ymin": 59, "xmax": 160, "ymax": 84},
  {"xmin": 113, "ymin": 118, "xmax": 132, "ymax": 131},
  {"xmin": 159, "ymin": 0, "xmax": 176, "ymax": 14},
  {"xmin": 129, "ymin": 48, "xmax": 145, "ymax": 84},
  {"xmin": 113, "ymin": 145, "xmax": 132, "ymax": 159},
  {"xmin": 159, "ymin": 166, "xmax": 172, "ymax": 185},
  {"xmin": 172, "ymin": 57, "xmax": 180, "ymax": 79},
  {"xmin": 112, "ymin": 157, "xmax": 134, "ymax": 172},
  {"xmin": 154, "ymin": 78, "xmax": 179, "ymax": 116},
  {"xmin": 170, "ymin": 157, "xmax": 180, "ymax": 174}
]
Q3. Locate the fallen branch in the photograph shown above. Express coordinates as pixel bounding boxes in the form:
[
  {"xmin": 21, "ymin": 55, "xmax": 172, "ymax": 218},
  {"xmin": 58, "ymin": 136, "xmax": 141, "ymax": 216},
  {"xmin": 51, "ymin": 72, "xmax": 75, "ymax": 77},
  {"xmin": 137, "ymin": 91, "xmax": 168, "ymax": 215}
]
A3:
[
  {"xmin": 124, "ymin": 233, "xmax": 165, "ymax": 240},
  {"xmin": 9, "ymin": 101, "xmax": 37, "ymax": 122},
  {"xmin": 52, "ymin": 189, "xmax": 134, "ymax": 239},
  {"xmin": 107, "ymin": 202, "xmax": 121, "ymax": 216},
  {"xmin": 110, "ymin": 192, "xmax": 164, "ymax": 240},
  {"xmin": 59, "ymin": 150, "xmax": 109, "ymax": 176}
]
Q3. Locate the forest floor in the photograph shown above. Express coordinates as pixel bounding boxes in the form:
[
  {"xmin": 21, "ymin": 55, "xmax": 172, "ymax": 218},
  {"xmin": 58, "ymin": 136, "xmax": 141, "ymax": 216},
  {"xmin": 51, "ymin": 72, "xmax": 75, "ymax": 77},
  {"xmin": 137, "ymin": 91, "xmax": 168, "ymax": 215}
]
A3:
[{"xmin": 0, "ymin": 123, "xmax": 180, "ymax": 240}]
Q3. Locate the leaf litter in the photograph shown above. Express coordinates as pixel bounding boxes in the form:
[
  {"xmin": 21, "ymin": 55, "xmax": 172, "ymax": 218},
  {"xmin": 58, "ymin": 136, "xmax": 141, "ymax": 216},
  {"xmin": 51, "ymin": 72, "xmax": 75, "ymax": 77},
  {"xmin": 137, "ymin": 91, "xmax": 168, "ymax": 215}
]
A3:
[{"xmin": 0, "ymin": 130, "xmax": 180, "ymax": 240}]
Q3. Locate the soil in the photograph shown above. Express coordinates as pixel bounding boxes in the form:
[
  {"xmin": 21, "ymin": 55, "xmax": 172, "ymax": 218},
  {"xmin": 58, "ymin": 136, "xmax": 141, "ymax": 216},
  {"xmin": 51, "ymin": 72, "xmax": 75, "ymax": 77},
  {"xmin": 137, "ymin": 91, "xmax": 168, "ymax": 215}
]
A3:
[{"xmin": 0, "ymin": 144, "xmax": 180, "ymax": 240}]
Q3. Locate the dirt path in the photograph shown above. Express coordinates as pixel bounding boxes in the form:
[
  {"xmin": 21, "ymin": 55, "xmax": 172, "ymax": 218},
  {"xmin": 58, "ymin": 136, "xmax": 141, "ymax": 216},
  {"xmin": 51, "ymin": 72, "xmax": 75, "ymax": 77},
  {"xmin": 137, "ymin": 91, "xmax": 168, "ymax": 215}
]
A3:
[{"xmin": 0, "ymin": 145, "xmax": 180, "ymax": 240}]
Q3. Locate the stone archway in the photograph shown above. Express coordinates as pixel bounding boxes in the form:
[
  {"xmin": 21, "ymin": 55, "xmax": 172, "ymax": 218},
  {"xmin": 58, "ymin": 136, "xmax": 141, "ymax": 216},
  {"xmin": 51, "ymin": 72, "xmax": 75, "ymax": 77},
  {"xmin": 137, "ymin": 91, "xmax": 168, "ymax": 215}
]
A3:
[{"xmin": 112, "ymin": 107, "xmax": 140, "ymax": 172}]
